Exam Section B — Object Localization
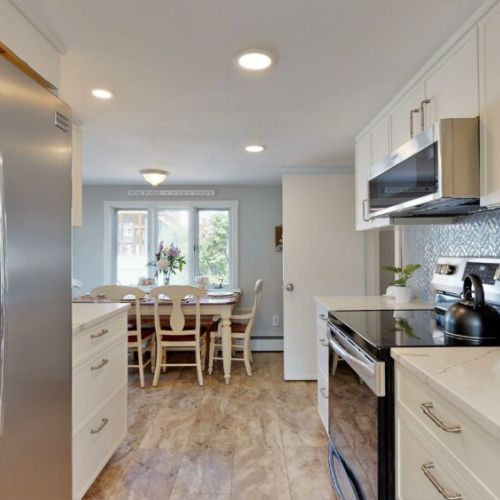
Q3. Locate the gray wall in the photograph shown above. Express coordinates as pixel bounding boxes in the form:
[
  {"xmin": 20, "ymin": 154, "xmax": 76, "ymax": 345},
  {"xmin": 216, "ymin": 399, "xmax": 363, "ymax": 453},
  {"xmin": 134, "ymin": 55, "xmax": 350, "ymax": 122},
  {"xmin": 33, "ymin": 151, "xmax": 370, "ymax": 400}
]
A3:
[
  {"xmin": 73, "ymin": 185, "xmax": 283, "ymax": 345},
  {"xmin": 402, "ymin": 209, "xmax": 500, "ymax": 301}
]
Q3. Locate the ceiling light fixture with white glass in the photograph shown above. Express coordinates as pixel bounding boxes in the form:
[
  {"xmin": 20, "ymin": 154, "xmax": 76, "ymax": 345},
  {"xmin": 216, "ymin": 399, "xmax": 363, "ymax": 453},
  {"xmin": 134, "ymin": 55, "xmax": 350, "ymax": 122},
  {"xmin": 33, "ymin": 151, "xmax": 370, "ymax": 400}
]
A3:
[
  {"xmin": 140, "ymin": 169, "xmax": 169, "ymax": 186},
  {"xmin": 236, "ymin": 49, "xmax": 275, "ymax": 71},
  {"xmin": 245, "ymin": 145, "xmax": 267, "ymax": 153},
  {"xmin": 91, "ymin": 88, "xmax": 114, "ymax": 99}
]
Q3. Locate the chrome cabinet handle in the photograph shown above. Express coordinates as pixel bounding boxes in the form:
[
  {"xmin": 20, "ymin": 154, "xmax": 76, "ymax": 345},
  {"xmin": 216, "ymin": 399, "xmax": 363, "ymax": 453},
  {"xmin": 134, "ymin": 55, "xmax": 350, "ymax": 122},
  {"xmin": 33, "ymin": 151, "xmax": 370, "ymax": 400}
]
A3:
[
  {"xmin": 319, "ymin": 339, "xmax": 328, "ymax": 346},
  {"xmin": 410, "ymin": 108, "xmax": 420, "ymax": 138},
  {"xmin": 420, "ymin": 99, "xmax": 431, "ymax": 131},
  {"xmin": 319, "ymin": 314, "xmax": 328, "ymax": 322},
  {"xmin": 362, "ymin": 199, "xmax": 370, "ymax": 222},
  {"xmin": 420, "ymin": 402, "xmax": 462, "ymax": 433},
  {"xmin": 90, "ymin": 417, "xmax": 109, "ymax": 434},
  {"xmin": 91, "ymin": 328, "xmax": 109, "ymax": 339},
  {"xmin": 421, "ymin": 462, "xmax": 462, "ymax": 500},
  {"xmin": 91, "ymin": 358, "xmax": 109, "ymax": 371},
  {"xmin": 320, "ymin": 387, "xmax": 328, "ymax": 399}
]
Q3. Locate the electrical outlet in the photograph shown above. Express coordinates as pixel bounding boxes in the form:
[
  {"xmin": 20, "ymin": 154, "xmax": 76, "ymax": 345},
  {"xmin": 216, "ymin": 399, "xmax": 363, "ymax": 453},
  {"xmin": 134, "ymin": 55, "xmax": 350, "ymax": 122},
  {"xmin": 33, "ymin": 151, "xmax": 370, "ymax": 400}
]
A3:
[{"xmin": 272, "ymin": 315, "xmax": 280, "ymax": 327}]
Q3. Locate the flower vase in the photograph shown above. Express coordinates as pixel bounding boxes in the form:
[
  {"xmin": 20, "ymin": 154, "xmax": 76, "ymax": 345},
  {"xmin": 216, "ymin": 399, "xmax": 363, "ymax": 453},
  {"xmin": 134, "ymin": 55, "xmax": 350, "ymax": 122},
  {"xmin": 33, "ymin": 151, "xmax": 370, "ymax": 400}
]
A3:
[{"xmin": 163, "ymin": 273, "xmax": 170, "ymax": 286}]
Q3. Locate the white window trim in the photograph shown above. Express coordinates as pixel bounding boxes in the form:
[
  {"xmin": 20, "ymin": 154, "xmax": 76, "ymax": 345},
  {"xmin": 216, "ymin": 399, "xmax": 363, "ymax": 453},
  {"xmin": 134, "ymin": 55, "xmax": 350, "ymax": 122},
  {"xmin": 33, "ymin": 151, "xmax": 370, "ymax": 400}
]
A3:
[{"xmin": 103, "ymin": 200, "xmax": 239, "ymax": 288}]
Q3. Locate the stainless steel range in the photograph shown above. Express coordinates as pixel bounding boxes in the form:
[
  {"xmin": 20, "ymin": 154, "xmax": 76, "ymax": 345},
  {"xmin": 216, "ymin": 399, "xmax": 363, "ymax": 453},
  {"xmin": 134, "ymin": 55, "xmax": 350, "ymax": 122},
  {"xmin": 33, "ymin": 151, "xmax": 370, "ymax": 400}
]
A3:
[{"xmin": 326, "ymin": 257, "xmax": 500, "ymax": 500}]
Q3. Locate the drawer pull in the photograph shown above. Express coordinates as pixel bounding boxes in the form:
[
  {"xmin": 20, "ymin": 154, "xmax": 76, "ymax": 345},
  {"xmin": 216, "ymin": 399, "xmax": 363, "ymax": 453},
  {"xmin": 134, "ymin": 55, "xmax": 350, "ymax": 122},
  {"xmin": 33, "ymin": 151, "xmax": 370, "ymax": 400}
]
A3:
[
  {"xmin": 90, "ymin": 417, "xmax": 109, "ymax": 434},
  {"xmin": 91, "ymin": 328, "xmax": 109, "ymax": 339},
  {"xmin": 319, "ymin": 339, "xmax": 328, "ymax": 346},
  {"xmin": 90, "ymin": 358, "xmax": 109, "ymax": 371},
  {"xmin": 421, "ymin": 462, "xmax": 463, "ymax": 500},
  {"xmin": 420, "ymin": 402, "xmax": 462, "ymax": 433},
  {"xmin": 319, "ymin": 314, "xmax": 328, "ymax": 322},
  {"xmin": 320, "ymin": 387, "xmax": 328, "ymax": 399}
]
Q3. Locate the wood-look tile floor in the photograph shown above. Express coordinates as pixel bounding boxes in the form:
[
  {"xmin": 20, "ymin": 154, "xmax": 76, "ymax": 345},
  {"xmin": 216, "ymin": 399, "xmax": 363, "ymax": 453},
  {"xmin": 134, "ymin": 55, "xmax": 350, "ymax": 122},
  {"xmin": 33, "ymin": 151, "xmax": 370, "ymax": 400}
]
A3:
[{"xmin": 84, "ymin": 352, "xmax": 336, "ymax": 500}]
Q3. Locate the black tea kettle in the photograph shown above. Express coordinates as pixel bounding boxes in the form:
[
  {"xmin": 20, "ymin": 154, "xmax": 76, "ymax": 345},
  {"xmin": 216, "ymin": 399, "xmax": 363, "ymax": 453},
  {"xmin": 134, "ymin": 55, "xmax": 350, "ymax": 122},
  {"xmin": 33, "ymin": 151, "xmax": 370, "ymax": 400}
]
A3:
[{"xmin": 444, "ymin": 273, "xmax": 500, "ymax": 342}]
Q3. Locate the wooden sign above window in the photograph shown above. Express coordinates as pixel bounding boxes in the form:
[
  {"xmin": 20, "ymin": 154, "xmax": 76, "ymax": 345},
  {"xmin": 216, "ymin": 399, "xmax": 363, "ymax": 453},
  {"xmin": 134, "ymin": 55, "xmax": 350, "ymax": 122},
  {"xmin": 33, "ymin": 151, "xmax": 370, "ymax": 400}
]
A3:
[{"xmin": 128, "ymin": 189, "xmax": 215, "ymax": 197}]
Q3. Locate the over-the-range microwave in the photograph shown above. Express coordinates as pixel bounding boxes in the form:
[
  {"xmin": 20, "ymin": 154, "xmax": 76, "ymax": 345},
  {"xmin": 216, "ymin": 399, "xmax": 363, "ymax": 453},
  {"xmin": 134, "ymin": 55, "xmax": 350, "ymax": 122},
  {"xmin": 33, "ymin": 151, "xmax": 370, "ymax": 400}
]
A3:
[{"xmin": 366, "ymin": 117, "xmax": 480, "ymax": 219}]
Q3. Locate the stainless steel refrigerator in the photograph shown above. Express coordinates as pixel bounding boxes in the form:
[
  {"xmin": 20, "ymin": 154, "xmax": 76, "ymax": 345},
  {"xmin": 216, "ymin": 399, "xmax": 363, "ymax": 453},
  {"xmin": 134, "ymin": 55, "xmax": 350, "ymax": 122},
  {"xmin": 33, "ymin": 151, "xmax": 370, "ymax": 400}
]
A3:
[{"xmin": 0, "ymin": 57, "xmax": 72, "ymax": 498}]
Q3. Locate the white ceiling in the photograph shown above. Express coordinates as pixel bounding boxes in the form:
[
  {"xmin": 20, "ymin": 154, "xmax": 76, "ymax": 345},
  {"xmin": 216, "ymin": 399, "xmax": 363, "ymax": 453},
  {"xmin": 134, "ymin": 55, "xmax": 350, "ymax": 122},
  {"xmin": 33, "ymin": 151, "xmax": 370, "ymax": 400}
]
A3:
[{"xmin": 25, "ymin": 0, "xmax": 484, "ymax": 185}]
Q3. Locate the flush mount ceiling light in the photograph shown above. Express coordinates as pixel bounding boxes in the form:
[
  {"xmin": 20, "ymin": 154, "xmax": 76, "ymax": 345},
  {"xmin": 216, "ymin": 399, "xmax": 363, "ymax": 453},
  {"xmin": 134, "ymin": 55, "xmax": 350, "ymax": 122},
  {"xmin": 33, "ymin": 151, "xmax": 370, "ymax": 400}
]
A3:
[
  {"xmin": 245, "ymin": 145, "xmax": 267, "ymax": 153},
  {"xmin": 236, "ymin": 49, "xmax": 275, "ymax": 71},
  {"xmin": 91, "ymin": 88, "xmax": 114, "ymax": 99},
  {"xmin": 140, "ymin": 169, "xmax": 169, "ymax": 186}
]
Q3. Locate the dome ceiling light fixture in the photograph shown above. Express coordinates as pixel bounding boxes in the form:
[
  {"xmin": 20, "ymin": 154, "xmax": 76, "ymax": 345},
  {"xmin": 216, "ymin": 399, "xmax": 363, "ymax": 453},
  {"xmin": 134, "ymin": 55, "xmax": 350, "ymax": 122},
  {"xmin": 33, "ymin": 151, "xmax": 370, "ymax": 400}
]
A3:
[
  {"xmin": 245, "ymin": 144, "xmax": 267, "ymax": 153},
  {"xmin": 140, "ymin": 169, "xmax": 169, "ymax": 186},
  {"xmin": 236, "ymin": 49, "xmax": 275, "ymax": 71},
  {"xmin": 91, "ymin": 88, "xmax": 114, "ymax": 99}
]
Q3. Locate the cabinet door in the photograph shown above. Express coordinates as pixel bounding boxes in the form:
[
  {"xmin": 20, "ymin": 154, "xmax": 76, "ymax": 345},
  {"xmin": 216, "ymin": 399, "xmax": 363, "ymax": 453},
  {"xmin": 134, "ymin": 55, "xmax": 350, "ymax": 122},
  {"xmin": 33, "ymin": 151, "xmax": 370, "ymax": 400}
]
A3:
[
  {"xmin": 480, "ymin": 5, "xmax": 500, "ymax": 207},
  {"xmin": 389, "ymin": 82, "xmax": 425, "ymax": 150},
  {"xmin": 425, "ymin": 28, "xmax": 479, "ymax": 128},
  {"xmin": 371, "ymin": 115, "xmax": 391, "ymax": 165},
  {"xmin": 355, "ymin": 132, "xmax": 390, "ymax": 231}
]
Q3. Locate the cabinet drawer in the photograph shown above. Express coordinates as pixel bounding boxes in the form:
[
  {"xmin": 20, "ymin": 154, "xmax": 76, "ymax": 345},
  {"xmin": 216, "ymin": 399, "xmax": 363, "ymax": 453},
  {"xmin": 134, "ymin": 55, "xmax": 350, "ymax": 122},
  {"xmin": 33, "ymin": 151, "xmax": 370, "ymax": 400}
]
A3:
[
  {"xmin": 73, "ymin": 338, "xmax": 127, "ymax": 430},
  {"xmin": 74, "ymin": 313, "xmax": 126, "ymax": 365},
  {"xmin": 317, "ymin": 367, "xmax": 329, "ymax": 433},
  {"xmin": 396, "ymin": 365, "xmax": 500, "ymax": 494},
  {"xmin": 397, "ymin": 411, "xmax": 490, "ymax": 499},
  {"xmin": 73, "ymin": 387, "xmax": 127, "ymax": 500}
]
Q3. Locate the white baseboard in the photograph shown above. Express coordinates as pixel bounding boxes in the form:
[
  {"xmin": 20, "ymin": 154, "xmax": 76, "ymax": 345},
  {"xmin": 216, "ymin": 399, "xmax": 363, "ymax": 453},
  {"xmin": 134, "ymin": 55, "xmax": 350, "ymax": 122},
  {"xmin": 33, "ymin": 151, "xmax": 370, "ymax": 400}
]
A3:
[{"xmin": 251, "ymin": 337, "xmax": 283, "ymax": 351}]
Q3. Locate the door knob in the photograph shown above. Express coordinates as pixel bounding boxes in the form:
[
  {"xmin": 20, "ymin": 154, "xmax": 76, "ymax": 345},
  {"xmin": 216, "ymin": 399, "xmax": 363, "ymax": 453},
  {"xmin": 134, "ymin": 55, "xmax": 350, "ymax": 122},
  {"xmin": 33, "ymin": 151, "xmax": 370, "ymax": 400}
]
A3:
[{"xmin": 285, "ymin": 283, "xmax": 294, "ymax": 291}]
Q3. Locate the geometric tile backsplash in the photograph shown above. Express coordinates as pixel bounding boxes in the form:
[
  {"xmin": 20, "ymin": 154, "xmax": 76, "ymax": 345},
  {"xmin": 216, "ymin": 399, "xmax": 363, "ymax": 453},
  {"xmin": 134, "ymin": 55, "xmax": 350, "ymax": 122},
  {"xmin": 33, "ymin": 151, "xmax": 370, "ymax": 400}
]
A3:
[{"xmin": 402, "ymin": 208, "xmax": 500, "ymax": 301}]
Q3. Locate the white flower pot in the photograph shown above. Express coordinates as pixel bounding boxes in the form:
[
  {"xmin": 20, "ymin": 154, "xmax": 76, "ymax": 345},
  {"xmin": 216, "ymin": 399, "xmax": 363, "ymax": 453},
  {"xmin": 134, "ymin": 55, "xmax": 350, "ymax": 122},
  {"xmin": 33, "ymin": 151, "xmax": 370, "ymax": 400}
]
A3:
[{"xmin": 392, "ymin": 286, "xmax": 413, "ymax": 303}]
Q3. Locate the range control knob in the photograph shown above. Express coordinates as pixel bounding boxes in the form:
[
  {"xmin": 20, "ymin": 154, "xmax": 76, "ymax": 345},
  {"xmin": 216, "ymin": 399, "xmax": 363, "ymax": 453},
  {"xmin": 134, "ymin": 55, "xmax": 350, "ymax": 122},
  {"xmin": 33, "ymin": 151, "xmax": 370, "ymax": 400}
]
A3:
[
  {"xmin": 440, "ymin": 264, "xmax": 456, "ymax": 275},
  {"xmin": 495, "ymin": 266, "xmax": 500, "ymax": 281}
]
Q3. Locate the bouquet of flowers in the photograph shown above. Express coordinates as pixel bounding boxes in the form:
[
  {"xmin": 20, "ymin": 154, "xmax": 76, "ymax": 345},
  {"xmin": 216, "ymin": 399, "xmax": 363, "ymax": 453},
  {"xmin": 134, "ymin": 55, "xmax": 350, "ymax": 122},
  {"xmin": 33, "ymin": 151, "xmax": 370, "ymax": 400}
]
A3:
[{"xmin": 148, "ymin": 241, "xmax": 186, "ymax": 284}]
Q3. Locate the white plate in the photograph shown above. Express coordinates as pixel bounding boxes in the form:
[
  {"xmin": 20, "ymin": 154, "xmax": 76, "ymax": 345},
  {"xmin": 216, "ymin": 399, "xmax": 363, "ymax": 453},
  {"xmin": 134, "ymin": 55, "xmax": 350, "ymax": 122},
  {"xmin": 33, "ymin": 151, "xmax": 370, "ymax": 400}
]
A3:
[{"xmin": 207, "ymin": 291, "xmax": 234, "ymax": 297}]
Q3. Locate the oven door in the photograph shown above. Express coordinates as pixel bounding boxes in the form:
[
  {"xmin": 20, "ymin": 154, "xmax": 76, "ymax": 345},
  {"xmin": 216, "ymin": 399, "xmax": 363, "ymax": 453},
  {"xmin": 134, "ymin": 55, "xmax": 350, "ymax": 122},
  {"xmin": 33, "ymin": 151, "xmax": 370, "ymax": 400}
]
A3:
[{"xmin": 327, "ymin": 324, "xmax": 385, "ymax": 500}]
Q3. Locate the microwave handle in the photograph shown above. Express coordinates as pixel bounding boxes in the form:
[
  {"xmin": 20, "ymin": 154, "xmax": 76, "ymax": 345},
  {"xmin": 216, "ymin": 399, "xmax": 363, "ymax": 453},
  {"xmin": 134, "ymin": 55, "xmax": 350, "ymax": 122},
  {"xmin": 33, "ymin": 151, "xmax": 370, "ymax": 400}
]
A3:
[
  {"xmin": 410, "ymin": 108, "xmax": 420, "ymax": 138},
  {"xmin": 328, "ymin": 334, "xmax": 375, "ymax": 378}
]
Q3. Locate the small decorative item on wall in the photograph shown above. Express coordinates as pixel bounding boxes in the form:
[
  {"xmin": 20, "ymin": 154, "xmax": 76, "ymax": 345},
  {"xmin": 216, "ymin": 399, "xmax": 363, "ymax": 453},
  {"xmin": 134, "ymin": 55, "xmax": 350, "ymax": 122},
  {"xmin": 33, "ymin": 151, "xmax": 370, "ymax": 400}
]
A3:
[{"xmin": 275, "ymin": 225, "xmax": 283, "ymax": 252}]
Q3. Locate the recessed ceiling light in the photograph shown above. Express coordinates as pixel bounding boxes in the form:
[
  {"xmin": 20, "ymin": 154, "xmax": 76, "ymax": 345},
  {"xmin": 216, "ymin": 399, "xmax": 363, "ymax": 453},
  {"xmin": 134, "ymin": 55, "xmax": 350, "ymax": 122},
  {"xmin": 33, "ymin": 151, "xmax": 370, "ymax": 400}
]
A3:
[
  {"xmin": 140, "ymin": 169, "xmax": 169, "ymax": 186},
  {"xmin": 245, "ymin": 145, "xmax": 266, "ymax": 153},
  {"xmin": 236, "ymin": 50, "xmax": 274, "ymax": 71},
  {"xmin": 91, "ymin": 88, "xmax": 114, "ymax": 99}
]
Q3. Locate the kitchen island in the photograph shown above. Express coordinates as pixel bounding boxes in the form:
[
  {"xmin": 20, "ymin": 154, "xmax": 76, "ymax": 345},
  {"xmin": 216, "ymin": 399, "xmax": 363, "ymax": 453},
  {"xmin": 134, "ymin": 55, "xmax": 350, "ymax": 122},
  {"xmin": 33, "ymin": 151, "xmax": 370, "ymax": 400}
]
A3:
[
  {"xmin": 72, "ymin": 302, "xmax": 130, "ymax": 500},
  {"xmin": 392, "ymin": 347, "xmax": 500, "ymax": 499}
]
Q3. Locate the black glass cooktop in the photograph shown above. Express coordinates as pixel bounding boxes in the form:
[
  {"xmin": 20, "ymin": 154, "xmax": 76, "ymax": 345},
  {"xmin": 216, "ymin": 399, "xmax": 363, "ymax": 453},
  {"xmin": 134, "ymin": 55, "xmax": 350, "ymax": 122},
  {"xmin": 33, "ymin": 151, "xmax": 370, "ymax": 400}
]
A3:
[{"xmin": 329, "ymin": 309, "xmax": 450, "ymax": 360}]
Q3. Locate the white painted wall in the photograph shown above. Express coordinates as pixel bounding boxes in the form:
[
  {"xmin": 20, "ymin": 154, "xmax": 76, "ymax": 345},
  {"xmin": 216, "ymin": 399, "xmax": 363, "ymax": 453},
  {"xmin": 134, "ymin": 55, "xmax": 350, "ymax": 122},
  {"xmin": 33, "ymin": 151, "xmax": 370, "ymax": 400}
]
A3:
[
  {"xmin": 72, "ymin": 185, "xmax": 284, "ymax": 348},
  {"xmin": 0, "ymin": 1, "xmax": 61, "ymax": 88}
]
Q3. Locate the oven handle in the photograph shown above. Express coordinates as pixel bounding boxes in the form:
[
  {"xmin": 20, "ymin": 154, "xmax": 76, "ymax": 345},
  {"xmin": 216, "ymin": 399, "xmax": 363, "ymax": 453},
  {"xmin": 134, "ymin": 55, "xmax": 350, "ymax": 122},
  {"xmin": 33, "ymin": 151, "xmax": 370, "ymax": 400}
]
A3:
[{"xmin": 328, "ymin": 334, "xmax": 375, "ymax": 378}]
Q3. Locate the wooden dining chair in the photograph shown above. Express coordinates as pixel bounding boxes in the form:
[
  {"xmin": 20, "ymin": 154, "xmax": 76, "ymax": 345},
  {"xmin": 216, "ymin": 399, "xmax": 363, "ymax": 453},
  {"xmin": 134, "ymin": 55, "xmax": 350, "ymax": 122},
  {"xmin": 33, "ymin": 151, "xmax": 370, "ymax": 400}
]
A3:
[
  {"xmin": 90, "ymin": 285, "xmax": 154, "ymax": 388},
  {"xmin": 150, "ymin": 285, "xmax": 207, "ymax": 386},
  {"xmin": 208, "ymin": 279, "xmax": 263, "ymax": 376}
]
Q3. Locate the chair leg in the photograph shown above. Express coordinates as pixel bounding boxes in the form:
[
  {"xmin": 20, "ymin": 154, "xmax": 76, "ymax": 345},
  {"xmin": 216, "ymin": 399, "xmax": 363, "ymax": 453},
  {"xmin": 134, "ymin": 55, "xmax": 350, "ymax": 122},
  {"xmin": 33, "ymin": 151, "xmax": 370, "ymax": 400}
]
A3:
[
  {"xmin": 208, "ymin": 334, "xmax": 215, "ymax": 375},
  {"xmin": 137, "ymin": 344, "xmax": 145, "ymax": 388},
  {"xmin": 161, "ymin": 348, "xmax": 167, "ymax": 373},
  {"xmin": 195, "ymin": 340, "xmax": 204, "ymax": 386},
  {"xmin": 201, "ymin": 335, "xmax": 207, "ymax": 371},
  {"xmin": 152, "ymin": 344, "xmax": 162, "ymax": 387},
  {"xmin": 243, "ymin": 338, "xmax": 252, "ymax": 376}
]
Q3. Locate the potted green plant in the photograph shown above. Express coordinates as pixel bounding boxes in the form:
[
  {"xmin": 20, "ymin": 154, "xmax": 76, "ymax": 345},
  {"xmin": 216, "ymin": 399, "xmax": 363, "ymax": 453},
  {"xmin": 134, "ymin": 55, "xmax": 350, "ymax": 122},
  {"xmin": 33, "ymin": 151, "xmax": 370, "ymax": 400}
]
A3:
[{"xmin": 383, "ymin": 264, "xmax": 421, "ymax": 303}]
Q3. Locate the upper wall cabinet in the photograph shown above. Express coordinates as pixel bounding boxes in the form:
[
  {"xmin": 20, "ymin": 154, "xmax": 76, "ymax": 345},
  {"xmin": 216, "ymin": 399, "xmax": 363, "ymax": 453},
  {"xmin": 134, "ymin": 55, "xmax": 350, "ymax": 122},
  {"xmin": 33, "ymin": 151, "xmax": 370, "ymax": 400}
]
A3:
[
  {"xmin": 72, "ymin": 124, "xmax": 83, "ymax": 227},
  {"xmin": 424, "ymin": 28, "xmax": 479, "ymax": 128},
  {"xmin": 389, "ymin": 82, "xmax": 425, "ymax": 152},
  {"xmin": 479, "ymin": 4, "xmax": 500, "ymax": 207},
  {"xmin": 355, "ymin": 119, "xmax": 391, "ymax": 231}
]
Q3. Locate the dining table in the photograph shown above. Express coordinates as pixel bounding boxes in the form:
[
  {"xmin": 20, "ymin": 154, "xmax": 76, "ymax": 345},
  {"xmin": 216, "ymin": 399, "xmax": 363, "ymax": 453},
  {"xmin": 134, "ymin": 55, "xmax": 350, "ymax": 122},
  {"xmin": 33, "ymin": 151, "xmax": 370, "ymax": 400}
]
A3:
[{"xmin": 74, "ymin": 290, "xmax": 242, "ymax": 384}]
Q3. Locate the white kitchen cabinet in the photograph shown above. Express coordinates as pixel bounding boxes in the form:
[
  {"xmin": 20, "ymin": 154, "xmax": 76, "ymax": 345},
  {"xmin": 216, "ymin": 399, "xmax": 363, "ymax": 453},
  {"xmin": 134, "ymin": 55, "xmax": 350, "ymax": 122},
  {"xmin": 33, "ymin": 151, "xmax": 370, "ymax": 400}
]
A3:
[
  {"xmin": 389, "ymin": 82, "xmax": 425, "ymax": 151},
  {"xmin": 355, "ymin": 130, "xmax": 390, "ymax": 231},
  {"xmin": 371, "ymin": 115, "xmax": 391, "ymax": 165},
  {"xmin": 479, "ymin": 3, "xmax": 500, "ymax": 207},
  {"xmin": 72, "ymin": 304, "xmax": 129, "ymax": 500},
  {"xmin": 72, "ymin": 123, "xmax": 83, "ymax": 227},
  {"xmin": 315, "ymin": 302, "xmax": 329, "ymax": 432},
  {"xmin": 424, "ymin": 28, "xmax": 479, "ymax": 128}
]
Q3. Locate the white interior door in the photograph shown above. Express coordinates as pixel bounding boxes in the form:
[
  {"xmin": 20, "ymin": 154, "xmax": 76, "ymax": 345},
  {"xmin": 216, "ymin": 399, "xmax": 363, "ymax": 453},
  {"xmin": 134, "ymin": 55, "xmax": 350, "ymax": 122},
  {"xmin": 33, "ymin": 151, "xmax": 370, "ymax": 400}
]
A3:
[{"xmin": 282, "ymin": 175, "xmax": 369, "ymax": 380}]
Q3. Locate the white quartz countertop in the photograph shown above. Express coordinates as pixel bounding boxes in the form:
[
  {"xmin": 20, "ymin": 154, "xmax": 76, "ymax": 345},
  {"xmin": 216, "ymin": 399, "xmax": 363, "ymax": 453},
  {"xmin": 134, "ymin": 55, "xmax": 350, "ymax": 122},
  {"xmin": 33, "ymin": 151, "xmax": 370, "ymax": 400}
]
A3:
[
  {"xmin": 72, "ymin": 303, "xmax": 130, "ymax": 334},
  {"xmin": 392, "ymin": 347, "xmax": 500, "ymax": 441},
  {"xmin": 314, "ymin": 295, "xmax": 432, "ymax": 311}
]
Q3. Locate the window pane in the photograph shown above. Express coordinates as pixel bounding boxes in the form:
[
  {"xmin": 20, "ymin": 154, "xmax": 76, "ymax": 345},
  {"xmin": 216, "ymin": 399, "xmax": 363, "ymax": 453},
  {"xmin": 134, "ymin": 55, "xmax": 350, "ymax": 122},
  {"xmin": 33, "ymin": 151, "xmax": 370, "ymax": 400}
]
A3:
[
  {"xmin": 116, "ymin": 210, "xmax": 148, "ymax": 286},
  {"xmin": 157, "ymin": 209, "xmax": 189, "ymax": 284},
  {"xmin": 197, "ymin": 209, "xmax": 230, "ymax": 286}
]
